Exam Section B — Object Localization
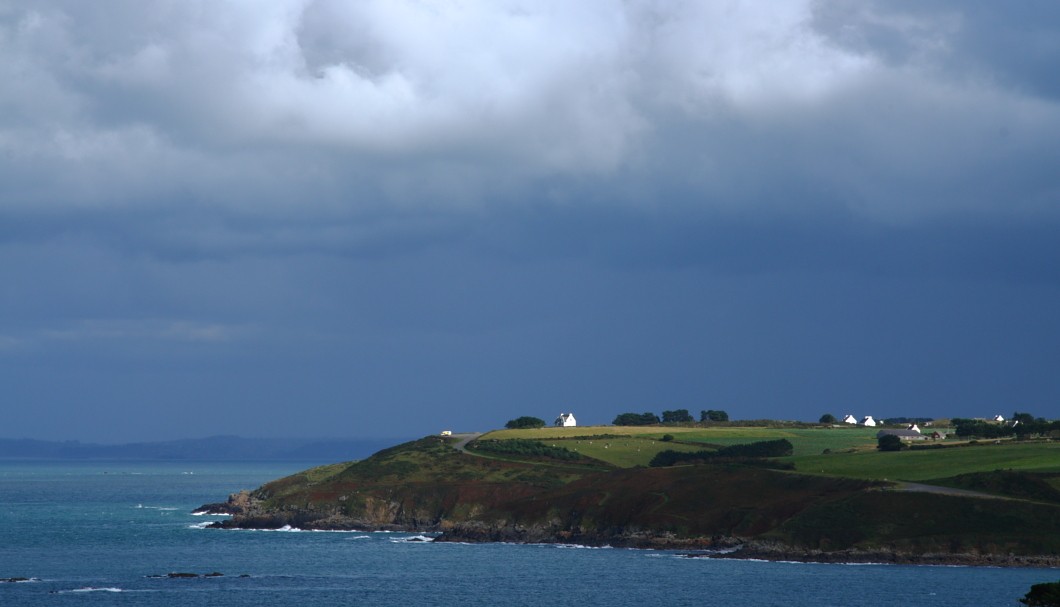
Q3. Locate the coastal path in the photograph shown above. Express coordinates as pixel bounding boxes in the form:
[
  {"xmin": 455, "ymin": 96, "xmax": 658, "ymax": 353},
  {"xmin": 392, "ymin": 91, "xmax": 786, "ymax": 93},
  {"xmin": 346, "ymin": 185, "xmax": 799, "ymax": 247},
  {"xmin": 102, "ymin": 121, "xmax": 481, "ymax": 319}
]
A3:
[
  {"xmin": 448, "ymin": 433, "xmax": 483, "ymax": 455},
  {"xmin": 890, "ymin": 481, "xmax": 1015, "ymax": 501}
]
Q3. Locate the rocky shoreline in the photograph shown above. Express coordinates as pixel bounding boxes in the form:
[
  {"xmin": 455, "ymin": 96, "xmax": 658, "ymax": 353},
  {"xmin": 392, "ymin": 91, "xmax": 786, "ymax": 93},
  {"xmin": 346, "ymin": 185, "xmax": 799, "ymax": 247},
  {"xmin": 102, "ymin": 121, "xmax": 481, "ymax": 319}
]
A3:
[
  {"xmin": 433, "ymin": 527, "xmax": 1060, "ymax": 568},
  {"xmin": 684, "ymin": 542, "xmax": 1060, "ymax": 569},
  {"xmin": 195, "ymin": 499, "xmax": 1060, "ymax": 569}
]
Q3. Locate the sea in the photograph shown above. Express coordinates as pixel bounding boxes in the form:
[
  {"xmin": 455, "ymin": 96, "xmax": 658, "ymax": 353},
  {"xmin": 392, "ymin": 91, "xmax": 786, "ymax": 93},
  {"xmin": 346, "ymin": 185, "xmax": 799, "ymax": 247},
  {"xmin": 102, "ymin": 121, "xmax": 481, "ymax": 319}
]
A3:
[{"xmin": 1, "ymin": 460, "xmax": 1055, "ymax": 606}]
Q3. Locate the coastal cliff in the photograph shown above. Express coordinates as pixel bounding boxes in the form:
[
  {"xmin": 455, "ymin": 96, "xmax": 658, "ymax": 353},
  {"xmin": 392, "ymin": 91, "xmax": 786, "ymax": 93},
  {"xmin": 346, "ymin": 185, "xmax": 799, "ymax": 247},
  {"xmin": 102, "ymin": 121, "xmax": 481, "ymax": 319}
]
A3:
[{"xmin": 199, "ymin": 436, "xmax": 1060, "ymax": 566}]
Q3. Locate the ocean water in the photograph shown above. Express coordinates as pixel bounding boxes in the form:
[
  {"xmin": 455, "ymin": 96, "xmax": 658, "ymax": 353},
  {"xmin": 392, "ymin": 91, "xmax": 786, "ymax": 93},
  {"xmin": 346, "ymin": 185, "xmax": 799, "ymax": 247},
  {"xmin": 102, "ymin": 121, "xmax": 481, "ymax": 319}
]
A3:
[{"xmin": 0, "ymin": 461, "xmax": 1055, "ymax": 606}]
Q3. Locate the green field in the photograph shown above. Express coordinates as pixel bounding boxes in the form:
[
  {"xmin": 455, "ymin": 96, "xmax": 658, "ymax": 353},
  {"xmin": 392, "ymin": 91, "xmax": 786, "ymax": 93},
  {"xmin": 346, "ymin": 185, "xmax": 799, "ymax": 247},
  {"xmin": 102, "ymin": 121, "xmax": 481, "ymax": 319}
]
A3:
[
  {"xmin": 480, "ymin": 425, "xmax": 1060, "ymax": 482},
  {"xmin": 482, "ymin": 427, "xmax": 720, "ymax": 467},
  {"xmin": 484, "ymin": 425, "xmax": 885, "ymax": 461},
  {"xmin": 792, "ymin": 440, "xmax": 1060, "ymax": 481}
]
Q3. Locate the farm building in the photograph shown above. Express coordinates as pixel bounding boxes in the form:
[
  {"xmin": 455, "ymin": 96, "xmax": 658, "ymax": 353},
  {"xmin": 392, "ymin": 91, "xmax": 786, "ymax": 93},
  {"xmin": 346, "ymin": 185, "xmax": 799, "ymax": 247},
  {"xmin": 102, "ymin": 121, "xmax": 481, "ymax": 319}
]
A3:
[
  {"xmin": 555, "ymin": 413, "xmax": 577, "ymax": 427},
  {"xmin": 860, "ymin": 416, "xmax": 877, "ymax": 427},
  {"xmin": 877, "ymin": 429, "xmax": 928, "ymax": 441},
  {"xmin": 842, "ymin": 414, "xmax": 858, "ymax": 424}
]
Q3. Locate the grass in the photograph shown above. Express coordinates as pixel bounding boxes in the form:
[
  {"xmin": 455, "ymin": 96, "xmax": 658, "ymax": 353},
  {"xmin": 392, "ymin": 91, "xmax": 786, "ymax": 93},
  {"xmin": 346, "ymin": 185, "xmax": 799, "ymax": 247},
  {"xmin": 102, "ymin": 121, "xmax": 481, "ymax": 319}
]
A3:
[
  {"xmin": 552, "ymin": 437, "xmax": 706, "ymax": 468},
  {"xmin": 792, "ymin": 440, "xmax": 1060, "ymax": 481},
  {"xmin": 484, "ymin": 425, "xmax": 885, "ymax": 462},
  {"xmin": 300, "ymin": 461, "xmax": 353, "ymax": 483},
  {"xmin": 482, "ymin": 426, "xmax": 1060, "ymax": 482},
  {"xmin": 659, "ymin": 427, "xmax": 885, "ymax": 457}
]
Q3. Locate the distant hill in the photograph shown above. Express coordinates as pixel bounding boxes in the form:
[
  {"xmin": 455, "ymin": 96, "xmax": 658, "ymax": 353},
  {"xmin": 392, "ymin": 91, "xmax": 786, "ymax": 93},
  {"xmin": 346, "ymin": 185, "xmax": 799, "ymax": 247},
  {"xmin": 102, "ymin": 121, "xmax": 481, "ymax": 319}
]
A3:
[{"xmin": 0, "ymin": 436, "xmax": 410, "ymax": 461}]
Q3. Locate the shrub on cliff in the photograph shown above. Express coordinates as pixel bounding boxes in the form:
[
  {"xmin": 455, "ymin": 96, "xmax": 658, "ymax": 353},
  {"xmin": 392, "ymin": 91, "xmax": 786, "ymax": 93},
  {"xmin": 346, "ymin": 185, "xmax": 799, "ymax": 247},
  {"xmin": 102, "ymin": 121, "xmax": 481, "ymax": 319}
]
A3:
[
  {"xmin": 1021, "ymin": 580, "xmax": 1060, "ymax": 606},
  {"xmin": 470, "ymin": 439, "xmax": 582, "ymax": 461}
]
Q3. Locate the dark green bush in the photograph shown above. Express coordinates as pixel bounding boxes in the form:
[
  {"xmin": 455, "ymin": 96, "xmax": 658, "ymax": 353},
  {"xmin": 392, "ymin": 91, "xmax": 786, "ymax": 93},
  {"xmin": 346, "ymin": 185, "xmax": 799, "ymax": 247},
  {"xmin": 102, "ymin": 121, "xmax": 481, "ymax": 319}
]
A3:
[
  {"xmin": 877, "ymin": 435, "xmax": 905, "ymax": 451},
  {"xmin": 1021, "ymin": 580, "xmax": 1060, "ymax": 606},
  {"xmin": 649, "ymin": 439, "xmax": 793, "ymax": 467}
]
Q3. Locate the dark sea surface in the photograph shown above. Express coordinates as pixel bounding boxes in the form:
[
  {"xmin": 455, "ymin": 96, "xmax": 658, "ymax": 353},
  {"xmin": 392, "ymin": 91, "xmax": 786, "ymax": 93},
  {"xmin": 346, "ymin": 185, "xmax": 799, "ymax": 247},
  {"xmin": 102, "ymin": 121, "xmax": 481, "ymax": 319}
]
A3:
[{"xmin": 1, "ymin": 460, "xmax": 1055, "ymax": 606}]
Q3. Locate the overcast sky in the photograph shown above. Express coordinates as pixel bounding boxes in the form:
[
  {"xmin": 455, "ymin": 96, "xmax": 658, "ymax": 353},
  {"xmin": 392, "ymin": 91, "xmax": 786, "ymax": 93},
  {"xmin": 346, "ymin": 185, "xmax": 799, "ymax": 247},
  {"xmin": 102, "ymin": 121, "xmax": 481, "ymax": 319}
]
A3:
[{"xmin": 2, "ymin": 0, "xmax": 1059, "ymax": 442}]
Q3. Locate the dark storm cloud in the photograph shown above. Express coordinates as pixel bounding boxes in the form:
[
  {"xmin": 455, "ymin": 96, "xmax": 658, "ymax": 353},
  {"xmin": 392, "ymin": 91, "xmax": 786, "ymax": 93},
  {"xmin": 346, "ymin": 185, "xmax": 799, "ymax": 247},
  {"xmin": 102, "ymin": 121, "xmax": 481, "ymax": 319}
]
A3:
[
  {"xmin": 1, "ymin": 1, "xmax": 1058, "ymax": 440},
  {"xmin": 812, "ymin": 0, "xmax": 1060, "ymax": 100}
]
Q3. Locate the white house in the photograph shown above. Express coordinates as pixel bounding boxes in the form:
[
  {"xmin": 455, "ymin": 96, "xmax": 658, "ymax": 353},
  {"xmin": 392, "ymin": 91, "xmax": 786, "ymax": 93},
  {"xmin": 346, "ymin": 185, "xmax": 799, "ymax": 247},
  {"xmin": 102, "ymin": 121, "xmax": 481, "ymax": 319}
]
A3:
[
  {"xmin": 907, "ymin": 423, "xmax": 921, "ymax": 433},
  {"xmin": 555, "ymin": 413, "xmax": 577, "ymax": 427},
  {"xmin": 877, "ymin": 429, "xmax": 928, "ymax": 441},
  {"xmin": 842, "ymin": 414, "xmax": 858, "ymax": 424},
  {"xmin": 860, "ymin": 415, "xmax": 877, "ymax": 427},
  {"xmin": 993, "ymin": 414, "xmax": 1006, "ymax": 422}
]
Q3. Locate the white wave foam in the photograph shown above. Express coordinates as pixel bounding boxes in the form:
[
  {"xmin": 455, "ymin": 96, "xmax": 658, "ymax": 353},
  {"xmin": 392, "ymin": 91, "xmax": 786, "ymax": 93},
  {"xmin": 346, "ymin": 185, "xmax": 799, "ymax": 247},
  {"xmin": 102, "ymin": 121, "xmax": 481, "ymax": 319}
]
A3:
[
  {"xmin": 221, "ymin": 525, "xmax": 372, "ymax": 533},
  {"xmin": 389, "ymin": 535, "xmax": 436, "ymax": 543},
  {"xmin": 553, "ymin": 544, "xmax": 613, "ymax": 550},
  {"xmin": 188, "ymin": 521, "xmax": 214, "ymax": 529},
  {"xmin": 68, "ymin": 587, "xmax": 123, "ymax": 593},
  {"xmin": 345, "ymin": 535, "xmax": 371, "ymax": 540},
  {"xmin": 190, "ymin": 510, "xmax": 231, "ymax": 516}
]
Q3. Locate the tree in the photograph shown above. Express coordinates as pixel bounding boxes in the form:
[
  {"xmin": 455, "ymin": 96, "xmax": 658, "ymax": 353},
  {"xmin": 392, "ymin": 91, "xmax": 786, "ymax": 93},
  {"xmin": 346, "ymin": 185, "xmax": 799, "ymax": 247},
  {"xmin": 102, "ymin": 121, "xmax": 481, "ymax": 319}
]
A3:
[
  {"xmin": 504, "ymin": 416, "xmax": 546, "ymax": 430},
  {"xmin": 1021, "ymin": 580, "xmax": 1060, "ymax": 606},
  {"xmin": 612, "ymin": 412, "xmax": 661, "ymax": 426},
  {"xmin": 661, "ymin": 409, "xmax": 694, "ymax": 423},
  {"xmin": 700, "ymin": 409, "xmax": 729, "ymax": 422},
  {"xmin": 819, "ymin": 413, "xmax": 837, "ymax": 424},
  {"xmin": 877, "ymin": 434, "xmax": 904, "ymax": 451},
  {"xmin": 954, "ymin": 418, "xmax": 1014, "ymax": 439},
  {"xmin": 1013, "ymin": 411, "xmax": 1036, "ymax": 425}
]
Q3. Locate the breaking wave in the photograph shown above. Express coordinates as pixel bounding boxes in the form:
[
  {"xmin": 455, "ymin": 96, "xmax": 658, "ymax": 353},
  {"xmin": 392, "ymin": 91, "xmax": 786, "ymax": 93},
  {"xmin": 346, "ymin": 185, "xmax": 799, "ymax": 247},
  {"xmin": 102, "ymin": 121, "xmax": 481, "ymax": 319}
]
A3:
[{"xmin": 389, "ymin": 535, "xmax": 436, "ymax": 543}]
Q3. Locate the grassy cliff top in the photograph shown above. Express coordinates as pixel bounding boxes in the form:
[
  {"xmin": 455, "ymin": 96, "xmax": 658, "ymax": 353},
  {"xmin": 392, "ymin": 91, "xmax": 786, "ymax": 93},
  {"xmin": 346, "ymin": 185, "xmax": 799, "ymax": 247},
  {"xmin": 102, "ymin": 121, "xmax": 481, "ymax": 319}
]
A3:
[{"xmin": 482, "ymin": 425, "xmax": 1060, "ymax": 481}]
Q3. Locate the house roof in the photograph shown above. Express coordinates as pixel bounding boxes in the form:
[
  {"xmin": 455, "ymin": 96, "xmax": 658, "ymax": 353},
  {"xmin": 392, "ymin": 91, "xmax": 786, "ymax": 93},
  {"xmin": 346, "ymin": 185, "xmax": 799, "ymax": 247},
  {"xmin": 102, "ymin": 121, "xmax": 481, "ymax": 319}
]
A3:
[{"xmin": 877, "ymin": 429, "xmax": 922, "ymax": 438}]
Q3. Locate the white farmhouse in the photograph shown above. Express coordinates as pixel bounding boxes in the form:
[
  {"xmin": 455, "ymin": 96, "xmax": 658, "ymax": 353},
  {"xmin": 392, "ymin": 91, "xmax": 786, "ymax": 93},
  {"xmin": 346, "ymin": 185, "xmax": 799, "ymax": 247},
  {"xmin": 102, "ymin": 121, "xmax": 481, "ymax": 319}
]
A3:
[
  {"xmin": 877, "ymin": 429, "xmax": 928, "ymax": 441},
  {"xmin": 842, "ymin": 414, "xmax": 858, "ymax": 424},
  {"xmin": 907, "ymin": 423, "xmax": 921, "ymax": 433},
  {"xmin": 555, "ymin": 413, "xmax": 577, "ymax": 427},
  {"xmin": 860, "ymin": 415, "xmax": 877, "ymax": 427},
  {"xmin": 993, "ymin": 414, "xmax": 1006, "ymax": 422}
]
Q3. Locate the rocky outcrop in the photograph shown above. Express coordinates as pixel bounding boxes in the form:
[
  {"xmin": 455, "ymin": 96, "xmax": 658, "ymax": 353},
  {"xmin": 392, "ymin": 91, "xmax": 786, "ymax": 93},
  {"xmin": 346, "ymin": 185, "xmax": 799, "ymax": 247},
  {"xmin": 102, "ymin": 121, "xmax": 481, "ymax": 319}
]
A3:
[
  {"xmin": 197, "ymin": 487, "xmax": 449, "ymax": 531},
  {"xmin": 192, "ymin": 490, "xmax": 254, "ymax": 516},
  {"xmin": 689, "ymin": 541, "xmax": 1060, "ymax": 568},
  {"xmin": 435, "ymin": 520, "xmax": 745, "ymax": 550}
]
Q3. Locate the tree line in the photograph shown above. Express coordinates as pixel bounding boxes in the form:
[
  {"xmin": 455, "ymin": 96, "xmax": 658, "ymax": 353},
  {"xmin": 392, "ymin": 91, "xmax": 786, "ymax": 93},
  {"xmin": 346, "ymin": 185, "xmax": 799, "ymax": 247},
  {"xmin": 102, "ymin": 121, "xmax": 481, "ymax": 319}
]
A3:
[
  {"xmin": 612, "ymin": 409, "xmax": 729, "ymax": 426},
  {"xmin": 953, "ymin": 413, "xmax": 1059, "ymax": 439},
  {"xmin": 649, "ymin": 439, "xmax": 794, "ymax": 467}
]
